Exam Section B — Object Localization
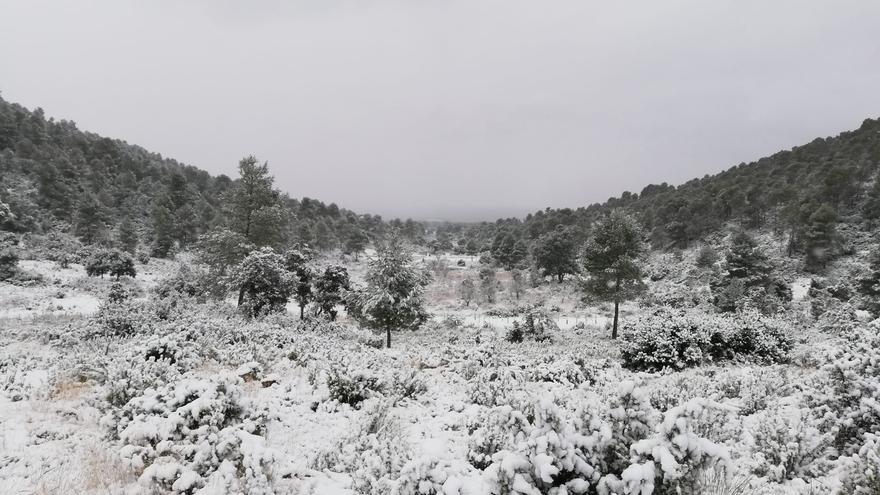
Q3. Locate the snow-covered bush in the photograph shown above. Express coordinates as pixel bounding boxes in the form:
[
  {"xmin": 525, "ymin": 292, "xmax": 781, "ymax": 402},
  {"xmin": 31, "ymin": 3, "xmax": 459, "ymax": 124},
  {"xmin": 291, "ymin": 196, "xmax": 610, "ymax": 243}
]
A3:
[
  {"xmin": 505, "ymin": 311, "xmax": 556, "ymax": 343},
  {"xmin": 395, "ymin": 456, "xmax": 481, "ymax": 495},
  {"xmin": 226, "ymin": 247, "xmax": 295, "ymax": 318},
  {"xmin": 326, "ymin": 363, "xmax": 386, "ymax": 408},
  {"xmin": 467, "ymin": 405, "xmax": 532, "ymax": 470},
  {"xmin": 748, "ymin": 406, "xmax": 832, "ymax": 482},
  {"xmin": 467, "ymin": 364, "xmax": 526, "ymax": 407},
  {"xmin": 808, "ymin": 324, "xmax": 880, "ymax": 456},
  {"xmin": 840, "ymin": 433, "xmax": 880, "ymax": 495},
  {"xmin": 314, "ymin": 399, "xmax": 412, "ymax": 494},
  {"xmin": 100, "ymin": 334, "xmax": 202, "ymax": 411},
  {"xmin": 620, "ymin": 308, "xmax": 717, "ymax": 371},
  {"xmin": 481, "ymin": 382, "xmax": 731, "ymax": 495},
  {"xmin": 528, "ymin": 358, "xmax": 587, "ymax": 388},
  {"xmin": 0, "ymin": 244, "xmax": 18, "ymax": 280},
  {"xmin": 620, "ymin": 308, "xmax": 792, "ymax": 371},
  {"xmin": 111, "ymin": 375, "xmax": 284, "ymax": 494}
]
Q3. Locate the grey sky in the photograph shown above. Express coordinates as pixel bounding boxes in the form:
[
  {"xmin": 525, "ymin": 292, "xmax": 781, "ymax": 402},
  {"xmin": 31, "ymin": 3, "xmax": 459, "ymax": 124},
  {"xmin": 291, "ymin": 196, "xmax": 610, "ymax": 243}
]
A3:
[{"xmin": 2, "ymin": 1, "xmax": 879, "ymax": 221}]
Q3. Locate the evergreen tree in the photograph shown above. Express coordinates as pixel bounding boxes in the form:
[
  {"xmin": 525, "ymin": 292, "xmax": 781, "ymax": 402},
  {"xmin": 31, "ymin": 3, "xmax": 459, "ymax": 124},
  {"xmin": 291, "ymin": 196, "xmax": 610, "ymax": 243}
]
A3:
[
  {"xmin": 225, "ymin": 156, "xmax": 287, "ymax": 247},
  {"xmin": 533, "ymin": 227, "xmax": 579, "ymax": 283},
  {"xmin": 227, "ymin": 247, "xmax": 294, "ymax": 318},
  {"xmin": 284, "ymin": 246, "xmax": 316, "ymax": 319},
  {"xmin": 582, "ymin": 211, "xmax": 646, "ymax": 339},
  {"xmin": 74, "ymin": 193, "xmax": 108, "ymax": 244},
  {"xmin": 857, "ymin": 247, "xmax": 880, "ymax": 317},
  {"xmin": 314, "ymin": 265, "xmax": 350, "ymax": 321},
  {"xmin": 343, "ymin": 228, "xmax": 369, "ymax": 260},
  {"xmin": 117, "ymin": 216, "xmax": 138, "ymax": 255},
  {"xmin": 803, "ymin": 204, "xmax": 838, "ymax": 273},
  {"xmin": 459, "ymin": 277, "xmax": 476, "ymax": 307},
  {"xmin": 491, "ymin": 231, "xmax": 527, "ymax": 269},
  {"xmin": 347, "ymin": 236, "xmax": 430, "ymax": 348},
  {"xmin": 479, "ymin": 267, "xmax": 498, "ymax": 304},
  {"xmin": 151, "ymin": 200, "xmax": 175, "ymax": 258}
]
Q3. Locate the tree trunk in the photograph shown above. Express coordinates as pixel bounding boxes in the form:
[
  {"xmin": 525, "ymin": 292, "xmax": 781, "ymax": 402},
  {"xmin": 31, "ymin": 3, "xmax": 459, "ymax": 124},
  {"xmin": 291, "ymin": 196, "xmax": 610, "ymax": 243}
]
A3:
[
  {"xmin": 299, "ymin": 304, "xmax": 304, "ymax": 319},
  {"xmin": 238, "ymin": 286, "xmax": 246, "ymax": 306},
  {"xmin": 386, "ymin": 327, "xmax": 391, "ymax": 348},
  {"xmin": 612, "ymin": 300, "xmax": 620, "ymax": 339},
  {"xmin": 557, "ymin": 273, "xmax": 564, "ymax": 283}
]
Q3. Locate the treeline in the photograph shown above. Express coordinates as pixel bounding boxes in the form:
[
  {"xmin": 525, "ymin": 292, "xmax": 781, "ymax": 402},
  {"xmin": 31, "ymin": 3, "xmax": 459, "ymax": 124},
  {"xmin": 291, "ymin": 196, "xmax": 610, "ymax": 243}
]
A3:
[
  {"xmin": 0, "ymin": 95, "xmax": 401, "ymax": 255},
  {"xmin": 432, "ymin": 117, "xmax": 880, "ymax": 272}
]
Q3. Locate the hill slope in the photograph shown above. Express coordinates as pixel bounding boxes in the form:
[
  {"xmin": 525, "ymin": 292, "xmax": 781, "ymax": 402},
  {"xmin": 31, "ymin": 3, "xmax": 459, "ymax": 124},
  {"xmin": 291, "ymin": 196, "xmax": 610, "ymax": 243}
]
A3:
[
  {"xmin": 0, "ymin": 95, "xmax": 390, "ymax": 252},
  {"xmin": 449, "ymin": 117, "xmax": 880, "ymax": 259}
]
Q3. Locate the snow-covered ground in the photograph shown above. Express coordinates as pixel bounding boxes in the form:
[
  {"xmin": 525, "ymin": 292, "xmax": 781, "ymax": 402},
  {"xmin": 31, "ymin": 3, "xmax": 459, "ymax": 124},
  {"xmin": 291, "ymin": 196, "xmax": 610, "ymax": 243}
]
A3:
[{"xmin": 0, "ymin": 251, "xmax": 876, "ymax": 494}]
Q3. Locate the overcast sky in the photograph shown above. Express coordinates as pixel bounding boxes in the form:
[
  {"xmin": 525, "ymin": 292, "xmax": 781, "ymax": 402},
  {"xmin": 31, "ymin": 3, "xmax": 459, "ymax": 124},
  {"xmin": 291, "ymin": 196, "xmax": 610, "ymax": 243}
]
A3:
[{"xmin": 2, "ymin": 1, "xmax": 879, "ymax": 221}]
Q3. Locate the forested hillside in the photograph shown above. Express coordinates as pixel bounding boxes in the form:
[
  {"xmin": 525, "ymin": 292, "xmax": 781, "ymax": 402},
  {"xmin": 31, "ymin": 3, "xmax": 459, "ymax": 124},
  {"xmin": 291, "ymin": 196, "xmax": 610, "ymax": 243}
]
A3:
[
  {"xmin": 442, "ymin": 117, "xmax": 880, "ymax": 273},
  {"xmin": 0, "ymin": 95, "xmax": 393, "ymax": 255}
]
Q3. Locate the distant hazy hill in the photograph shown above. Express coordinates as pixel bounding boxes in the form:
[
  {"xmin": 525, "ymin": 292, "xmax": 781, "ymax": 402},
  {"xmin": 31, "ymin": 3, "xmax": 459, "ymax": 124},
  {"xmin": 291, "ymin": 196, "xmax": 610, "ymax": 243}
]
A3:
[
  {"xmin": 449, "ymin": 116, "xmax": 880, "ymax": 255},
  {"xmin": 0, "ymin": 95, "xmax": 394, "ymax": 252}
]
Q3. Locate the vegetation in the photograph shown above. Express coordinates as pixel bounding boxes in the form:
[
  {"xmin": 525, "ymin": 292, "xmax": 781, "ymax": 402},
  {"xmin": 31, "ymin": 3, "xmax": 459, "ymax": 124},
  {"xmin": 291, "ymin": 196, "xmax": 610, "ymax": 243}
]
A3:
[
  {"xmin": 581, "ymin": 211, "xmax": 646, "ymax": 338},
  {"xmin": 346, "ymin": 237, "xmax": 430, "ymax": 348}
]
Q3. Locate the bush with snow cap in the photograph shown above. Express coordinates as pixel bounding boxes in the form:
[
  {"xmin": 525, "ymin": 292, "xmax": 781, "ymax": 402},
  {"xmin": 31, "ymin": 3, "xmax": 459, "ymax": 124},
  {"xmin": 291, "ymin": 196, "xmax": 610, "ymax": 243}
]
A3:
[
  {"xmin": 748, "ymin": 406, "xmax": 832, "ymax": 482},
  {"xmin": 111, "ymin": 374, "xmax": 287, "ymax": 494},
  {"xmin": 314, "ymin": 399, "xmax": 413, "ymax": 494},
  {"xmin": 620, "ymin": 307, "xmax": 792, "ymax": 371},
  {"xmin": 807, "ymin": 323, "xmax": 880, "ymax": 456},
  {"xmin": 395, "ymin": 456, "xmax": 483, "ymax": 495},
  {"xmin": 840, "ymin": 433, "xmax": 880, "ymax": 494},
  {"xmin": 481, "ymin": 382, "xmax": 731, "ymax": 495}
]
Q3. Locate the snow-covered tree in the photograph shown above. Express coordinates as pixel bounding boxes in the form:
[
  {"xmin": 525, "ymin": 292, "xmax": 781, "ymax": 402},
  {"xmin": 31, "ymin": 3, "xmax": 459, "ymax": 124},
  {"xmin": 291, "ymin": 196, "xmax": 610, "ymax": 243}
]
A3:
[
  {"xmin": 347, "ymin": 236, "xmax": 430, "ymax": 348},
  {"xmin": 227, "ymin": 247, "xmax": 294, "ymax": 318},
  {"xmin": 582, "ymin": 211, "xmax": 646, "ymax": 339}
]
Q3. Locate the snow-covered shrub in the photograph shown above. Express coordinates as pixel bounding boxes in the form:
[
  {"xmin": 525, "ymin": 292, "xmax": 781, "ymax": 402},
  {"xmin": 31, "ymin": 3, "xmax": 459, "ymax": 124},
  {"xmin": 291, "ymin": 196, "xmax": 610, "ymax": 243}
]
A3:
[
  {"xmin": 0, "ymin": 244, "xmax": 18, "ymax": 280},
  {"xmin": 314, "ymin": 399, "xmax": 413, "ymax": 494},
  {"xmin": 624, "ymin": 398, "xmax": 733, "ymax": 495},
  {"xmin": 467, "ymin": 405, "xmax": 532, "ymax": 470},
  {"xmin": 112, "ymin": 375, "xmax": 283, "ymax": 494},
  {"xmin": 620, "ymin": 308, "xmax": 716, "ymax": 371},
  {"xmin": 390, "ymin": 369, "xmax": 428, "ymax": 401},
  {"xmin": 481, "ymin": 382, "xmax": 731, "ymax": 495},
  {"xmin": 101, "ymin": 335, "xmax": 202, "ymax": 411},
  {"xmin": 326, "ymin": 362, "xmax": 387, "ymax": 408},
  {"xmin": 528, "ymin": 358, "xmax": 587, "ymax": 388},
  {"xmin": 226, "ymin": 247, "xmax": 295, "ymax": 318},
  {"xmin": 483, "ymin": 397, "xmax": 595, "ymax": 495},
  {"xmin": 395, "ymin": 456, "xmax": 481, "ymax": 495},
  {"xmin": 620, "ymin": 308, "xmax": 792, "ymax": 371},
  {"xmin": 510, "ymin": 311, "xmax": 556, "ymax": 342},
  {"xmin": 712, "ymin": 367, "xmax": 789, "ymax": 415},
  {"xmin": 94, "ymin": 295, "xmax": 151, "ymax": 337},
  {"xmin": 721, "ymin": 310, "xmax": 793, "ymax": 364},
  {"xmin": 840, "ymin": 433, "xmax": 880, "ymax": 495},
  {"xmin": 748, "ymin": 406, "xmax": 831, "ymax": 482},
  {"xmin": 808, "ymin": 324, "xmax": 880, "ymax": 455},
  {"xmin": 467, "ymin": 364, "xmax": 526, "ymax": 407}
]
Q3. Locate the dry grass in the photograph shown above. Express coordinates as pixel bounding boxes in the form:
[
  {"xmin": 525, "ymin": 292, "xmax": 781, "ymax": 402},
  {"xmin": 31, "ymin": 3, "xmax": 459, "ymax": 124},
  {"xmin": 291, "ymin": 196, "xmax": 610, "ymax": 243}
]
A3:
[
  {"xmin": 31, "ymin": 442, "xmax": 137, "ymax": 494},
  {"xmin": 51, "ymin": 380, "xmax": 92, "ymax": 401}
]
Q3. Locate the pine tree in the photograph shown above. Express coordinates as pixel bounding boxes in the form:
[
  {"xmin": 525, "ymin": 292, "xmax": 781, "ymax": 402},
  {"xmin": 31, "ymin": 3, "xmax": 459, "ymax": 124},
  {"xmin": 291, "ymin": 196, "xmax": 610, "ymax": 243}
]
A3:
[
  {"xmin": 582, "ymin": 211, "xmax": 646, "ymax": 339},
  {"xmin": 225, "ymin": 156, "xmax": 287, "ymax": 247},
  {"xmin": 74, "ymin": 193, "xmax": 108, "ymax": 244},
  {"xmin": 151, "ymin": 199, "xmax": 175, "ymax": 258},
  {"xmin": 314, "ymin": 265, "xmax": 350, "ymax": 321},
  {"xmin": 343, "ymin": 228, "xmax": 369, "ymax": 260},
  {"xmin": 858, "ymin": 247, "xmax": 880, "ymax": 317},
  {"xmin": 117, "ymin": 216, "xmax": 138, "ymax": 255},
  {"xmin": 347, "ymin": 236, "xmax": 430, "ymax": 348},
  {"xmin": 459, "ymin": 277, "xmax": 476, "ymax": 307},
  {"xmin": 803, "ymin": 204, "xmax": 838, "ymax": 273},
  {"xmin": 533, "ymin": 227, "xmax": 579, "ymax": 283}
]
